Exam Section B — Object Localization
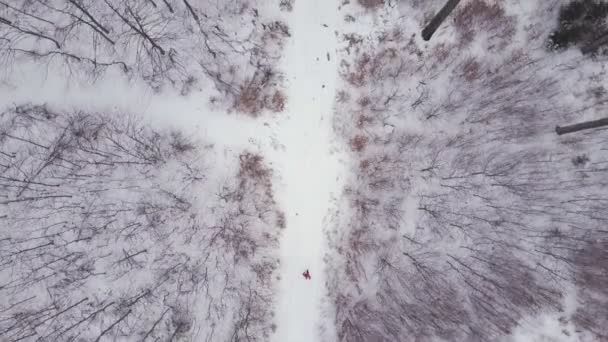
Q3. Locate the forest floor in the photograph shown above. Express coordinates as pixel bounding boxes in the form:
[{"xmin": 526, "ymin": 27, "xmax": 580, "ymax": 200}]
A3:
[{"xmin": 3, "ymin": 0, "xmax": 605, "ymax": 341}]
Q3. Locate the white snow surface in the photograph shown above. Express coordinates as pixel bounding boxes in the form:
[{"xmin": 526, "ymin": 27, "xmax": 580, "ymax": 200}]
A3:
[
  {"xmin": 269, "ymin": 1, "xmax": 343, "ymax": 341},
  {"xmin": 1, "ymin": 1, "xmax": 345, "ymax": 340},
  {"xmin": 4, "ymin": 0, "xmax": 606, "ymax": 341}
]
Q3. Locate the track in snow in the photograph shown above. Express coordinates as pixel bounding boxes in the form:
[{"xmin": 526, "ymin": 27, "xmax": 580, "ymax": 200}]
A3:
[{"xmin": 270, "ymin": 1, "xmax": 342, "ymax": 341}]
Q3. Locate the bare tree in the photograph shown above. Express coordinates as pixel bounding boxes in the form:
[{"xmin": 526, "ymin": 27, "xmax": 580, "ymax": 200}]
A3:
[
  {"xmin": 0, "ymin": 0, "xmax": 289, "ymax": 114},
  {"xmin": 0, "ymin": 104, "xmax": 284, "ymax": 341},
  {"xmin": 325, "ymin": 1, "xmax": 608, "ymax": 340}
]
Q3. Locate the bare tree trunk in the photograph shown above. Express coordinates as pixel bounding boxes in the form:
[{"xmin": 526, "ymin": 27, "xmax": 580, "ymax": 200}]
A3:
[
  {"xmin": 183, "ymin": 0, "xmax": 200, "ymax": 24},
  {"xmin": 421, "ymin": 0, "xmax": 462, "ymax": 41},
  {"xmin": 556, "ymin": 117, "xmax": 608, "ymax": 135},
  {"xmin": 161, "ymin": 0, "xmax": 175, "ymax": 13}
]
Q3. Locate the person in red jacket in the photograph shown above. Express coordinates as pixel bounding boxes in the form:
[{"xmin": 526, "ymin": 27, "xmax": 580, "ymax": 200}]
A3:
[{"xmin": 302, "ymin": 269, "xmax": 311, "ymax": 280}]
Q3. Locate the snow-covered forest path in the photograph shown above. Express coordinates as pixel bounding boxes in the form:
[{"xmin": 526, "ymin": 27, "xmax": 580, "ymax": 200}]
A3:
[{"xmin": 271, "ymin": 1, "xmax": 342, "ymax": 341}]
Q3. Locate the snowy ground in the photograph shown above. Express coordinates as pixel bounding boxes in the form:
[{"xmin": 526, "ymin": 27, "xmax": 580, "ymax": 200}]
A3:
[
  {"xmin": 269, "ymin": 1, "xmax": 344, "ymax": 341},
  {"xmin": 4, "ymin": 0, "xmax": 607, "ymax": 341},
  {"xmin": 0, "ymin": 1, "xmax": 345, "ymax": 340},
  {"xmin": 322, "ymin": 1, "xmax": 608, "ymax": 342}
]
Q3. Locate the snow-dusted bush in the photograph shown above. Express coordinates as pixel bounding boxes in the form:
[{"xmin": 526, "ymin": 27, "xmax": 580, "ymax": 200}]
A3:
[
  {"xmin": 0, "ymin": 104, "xmax": 284, "ymax": 341},
  {"xmin": 279, "ymin": 0, "xmax": 294, "ymax": 12},
  {"xmin": 0, "ymin": 0, "xmax": 289, "ymax": 114},
  {"xmin": 357, "ymin": 0, "xmax": 385, "ymax": 11},
  {"xmin": 325, "ymin": 1, "xmax": 608, "ymax": 341}
]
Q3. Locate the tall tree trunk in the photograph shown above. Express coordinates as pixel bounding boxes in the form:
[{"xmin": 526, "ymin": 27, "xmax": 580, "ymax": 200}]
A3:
[
  {"xmin": 556, "ymin": 117, "xmax": 608, "ymax": 135},
  {"xmin": 422, "ymin": 0, "xmax": 462, "ymax": 41}
]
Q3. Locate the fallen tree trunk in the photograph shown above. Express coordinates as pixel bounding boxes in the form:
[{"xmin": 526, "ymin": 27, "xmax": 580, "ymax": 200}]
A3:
[
  {"xmin": 422, "ymin": 0, "xmax": 462, "ymax": 41},
  {"xmin": 556, "ymin": 117, "xmax": 608, "ymax": 135}
]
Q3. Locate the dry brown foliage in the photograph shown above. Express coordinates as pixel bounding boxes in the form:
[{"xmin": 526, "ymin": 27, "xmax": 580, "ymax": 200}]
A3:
[
  {"xmin": 349, "ymin": 135, "xmax": 369, "ymax": 152},
  {"xmin": 344, "ymin": 48, "xmax": 400, "ymax": 87},
  {"xmin": 234, "ymin": 67, "xmax": 285, "ymax": 116},
  {"xmin": 357, "ymin": 114, "xmax": 374, "ymax": 128},
  {"xmin": 359, "ymin": 159, "xmax": 371, "ymax": 170},
  {"xmin": 358, "ymin": 96, "xmax": 372, "ymax": 107},
  {"xmin": 453, "ymin": 0, "xmax": 516, "ymax": 47},
  {"xmin": 432, "ymin": 43, "xmax": 451, "ymax": 63},
  {"xmin": 239, "ymin": 152, "xmax": 272, "ymax": 180},
  {"xmin": 270, "ymin": 90, "xmax": 287, "ymax": 112},
  {"xmin": 460, "ymin": 57, "xmax": 482, "ymax": 82},
  {"xmin": 235, "ymin": 85, "xmax": 264, "ymax": 116},
  {"xmin": 231, "ymin": 20, "xmax": 290, "ymax": 116}
]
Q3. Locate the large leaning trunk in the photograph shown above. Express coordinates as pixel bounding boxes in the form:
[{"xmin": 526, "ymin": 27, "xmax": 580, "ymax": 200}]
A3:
[
  {"xmin": 422, "ymin": 0, "xmax": 462, "ymax": 41},
  {"xmin": 556, "ymin": 117, "xmax": 608, "ymax": 135}
]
